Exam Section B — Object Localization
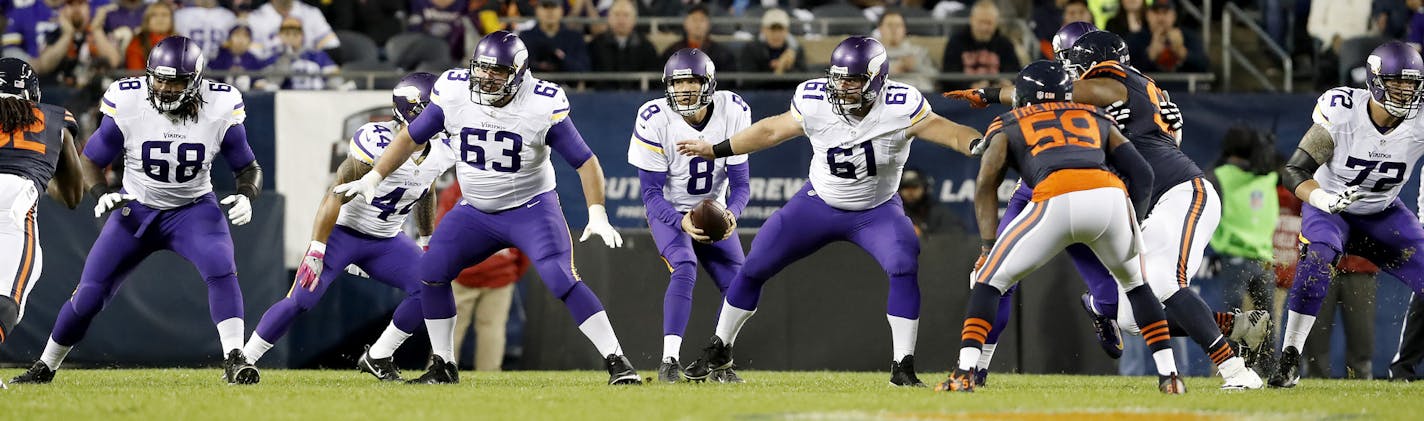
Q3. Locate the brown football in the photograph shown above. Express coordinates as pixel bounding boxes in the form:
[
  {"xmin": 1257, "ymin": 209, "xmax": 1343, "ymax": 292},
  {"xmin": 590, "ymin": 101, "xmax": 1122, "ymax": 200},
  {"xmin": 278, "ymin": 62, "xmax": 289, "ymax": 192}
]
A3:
[{"xmin": 689, "ymin": 199, "xmax": 730, "ymax": 241}]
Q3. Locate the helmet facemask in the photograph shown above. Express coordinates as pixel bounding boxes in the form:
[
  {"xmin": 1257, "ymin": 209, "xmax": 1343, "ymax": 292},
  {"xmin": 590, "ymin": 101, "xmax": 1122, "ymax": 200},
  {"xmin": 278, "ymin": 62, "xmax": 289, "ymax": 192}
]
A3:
[
  {"xmin": 1375, "ymin": 74, "xmax": 1424, "ymax": 119},
  {"xmin": 147, "ymin": 67, "xmax": 201, "ymax": 113},
  {"xmin": 664, "ymin": 74, "xmax": 713, "ymax": 116},
  {"xmin": 827, "ymin": 69, "xmax": 875, "ymax": 117},
  {"xmin": 469, "ymin": 59, "xmax": 520, "ymax": 106}
]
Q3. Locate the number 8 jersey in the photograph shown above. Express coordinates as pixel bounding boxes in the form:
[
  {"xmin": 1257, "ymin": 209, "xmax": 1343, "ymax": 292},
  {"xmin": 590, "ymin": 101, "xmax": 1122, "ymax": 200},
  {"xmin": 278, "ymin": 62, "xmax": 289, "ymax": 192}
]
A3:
[
  {"xmin": 792, "ymin": 78, "xmax": 930, "ymax": 211},
  {"xmin": 627, "ymin": 91, "xmax": 750, "ymax": 211},
  {"xmin": 1312, "ymin": 87, "xmax": 1424, "ymax": 215},
  {"xmin": 99, "ymin": 77, "xmax": 246, "ymax": 209}
]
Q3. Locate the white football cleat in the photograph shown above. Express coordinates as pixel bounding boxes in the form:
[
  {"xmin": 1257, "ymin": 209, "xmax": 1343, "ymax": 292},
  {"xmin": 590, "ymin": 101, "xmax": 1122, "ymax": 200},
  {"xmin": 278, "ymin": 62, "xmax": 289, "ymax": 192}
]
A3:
[{"xmin": 1220, "ymin": 359, "xmax": 1265, "ymax": 390}]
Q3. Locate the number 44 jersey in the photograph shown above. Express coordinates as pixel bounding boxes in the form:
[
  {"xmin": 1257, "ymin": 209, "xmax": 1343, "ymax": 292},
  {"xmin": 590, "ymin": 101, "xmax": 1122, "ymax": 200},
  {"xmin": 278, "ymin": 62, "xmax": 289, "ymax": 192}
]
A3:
[
  {"xmin": 100, "ymin": 77, "xmax": 246, "ymax": 209},
  {"xmin": 1312, "ymin": 87, "xmax": 1424, "ymax": 215},
  {"xmin": 627, "ymin": 91, "xmax": 751, "ymax": 212},
  {"xmin": 339, "ymin": 120, "xmax": 457, "ymax": 238},
  {"xmin": 791, "ymin": 78, "xmax": 930, "ymax": 211}
]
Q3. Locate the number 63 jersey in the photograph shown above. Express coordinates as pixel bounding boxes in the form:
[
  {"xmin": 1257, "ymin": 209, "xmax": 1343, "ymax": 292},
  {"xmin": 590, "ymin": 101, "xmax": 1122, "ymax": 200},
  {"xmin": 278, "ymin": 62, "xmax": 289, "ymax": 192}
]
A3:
[
  {"xmin": 627, "ymin": 91, "xmax": 751, "ymax": 211},
  {"xmin": 1311, "ymin": 87, "xmax": 1424, "ymax": 215},
  {"xmin": 99, "ymin": 77, "xmax": 246, "ymax": 209},
  {"xmin": 791, "ymin": 78, "xmax": 930, "ymax": 211}
]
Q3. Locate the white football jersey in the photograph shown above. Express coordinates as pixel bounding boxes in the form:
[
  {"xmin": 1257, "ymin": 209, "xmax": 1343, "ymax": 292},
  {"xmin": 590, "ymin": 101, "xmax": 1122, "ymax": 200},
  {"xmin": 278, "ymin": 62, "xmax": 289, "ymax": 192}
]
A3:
[
  {"xmin": 627, "ymin": 91, "xmax": 751, "ymax": 211},
  {"xmin": 173, "ymin": 7, "xmax": 237, "ymax": 59},
  {"xmin": 337, "ymin": 121, "xmax": 457, "ymax": 238},
  {"xmin": 100, "ymin": 77, "xmax": 247, "ymax": 210},
  {"xmin": 1311, "ymin": 87, "xmax": 1424, "ymax": 215},
  {"xmin": 790, "ymin": 78, "xmax": 930, "ymax": 211},
  {"xmin": 429, "ymin": 70, "xmax": 570, "ymax": 212}
]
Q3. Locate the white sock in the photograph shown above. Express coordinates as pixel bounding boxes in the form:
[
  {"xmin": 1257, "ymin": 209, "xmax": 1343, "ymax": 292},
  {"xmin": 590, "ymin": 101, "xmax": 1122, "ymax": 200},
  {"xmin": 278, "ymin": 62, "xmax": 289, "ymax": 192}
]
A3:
[
  {"xmin": 1283, "ymin": 311, "xmax": 1317, "ymax": 351},
  {"xmin": 957, "ymin": 347, "xmax": 981, "ymax": 371},
  {"xmin": 715, "ymin": 300, "xmax": 756, "ymax": 345},
  {"xmin": 426, "ymin": 316, "xmax": 457, "ymax": 362},
  {"xmin": 662, "ymin": 335, "xmax": 682, "ymax": 361},
  {"xmin": 1152, "ymin": 349, "xmax": 1179, "ymax": 376},
  {"xmin": 578, "ymin": 311, "xmax": 623, "ymax": 356},
  {"xmin": 243, "ymin": 335, "xmax": 274, "ymax": 364},
  {"xmin": 369, "ymin": 323, "xmax": 413, "ymax": 359},
  {"xmin": 887, "ymin": 315, "xmax": 918, "ymax": 362},
  {"xmin": 216, "ymin": 317, "xmax": 244, "ymax": 354},
  {"xmin": 40, "ymin": 338, "xmax": 72, "ymax": 370},
  {"xmin": 977, "ymin": 343, "xmax": 997, "ymax": 370}
]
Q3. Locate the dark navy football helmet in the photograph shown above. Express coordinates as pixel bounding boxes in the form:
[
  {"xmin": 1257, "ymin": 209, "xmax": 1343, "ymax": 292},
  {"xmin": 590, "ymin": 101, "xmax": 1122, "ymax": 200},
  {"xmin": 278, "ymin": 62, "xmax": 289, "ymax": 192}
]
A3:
[
  {"xmin": 1051, "ymin": 22, "xmax": 1098, "ymax": 62},
  {"xmin": 826, "ymin": 36, "xmax": 889, "ymax": 116},
  {"xmin": 662, "ymin": 48, "xmax": 717, "ymax": 116},
  {"xmin": 1061, "ymin": 30, "xmax": 1129, "ymax": 80},
  {"xmin": 145, "ymin": 36, "xmax": 206, "ymax": 113},
  {"xmin": 1014, "ymin": 60, "xmax": 1074, "ymax": 107},
  {"xmin": 392, "ymin": 71, "xmax": 438, "ymax": 125},
  {"xmin": 1365, "ymin": 40, "xmax": 1424, "ymax": 119},
  {"xmin": 469, "ymin": 31, "xmax": 529, "ymax": 106},
  {"xmin": 0, "ymin": 58, "xmax": 40, "ymax": 102}
]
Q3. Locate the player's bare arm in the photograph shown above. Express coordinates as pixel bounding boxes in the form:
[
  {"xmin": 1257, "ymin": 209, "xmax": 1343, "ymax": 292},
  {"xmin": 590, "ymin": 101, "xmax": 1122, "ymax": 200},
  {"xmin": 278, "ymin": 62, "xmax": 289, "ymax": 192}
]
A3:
[
  {"xmin": 974, "ymin": 133, "xmax": 1009, "ymax": 248},
  {"xmin": 1069, "ymin": 78, "xmax": 1129, "ymax": 107},
  {"xmin": 47, "ymin": 129, "xmax": 84, "ymax": 209},
  {"xmin": 414, "ymin": 182, "xmax": 437, "ymax": 239},
  {"xmin": 1284, "ymin": 124, "xmax": 1360, "ymax": 213},
  {"xmin": 1102, "ymin": 126, "xmax": 1154, "ymax": 219},
  {"xmin": 907, "ymin": 112, "xmax": 984, "ymax": 156},
  {"xmin": 334, "ymin": 127, "xmax": 420, "ymax": 203},
  {"xmin": 676, "ymin": 111, "xmax": 805, "ymax": 159}
]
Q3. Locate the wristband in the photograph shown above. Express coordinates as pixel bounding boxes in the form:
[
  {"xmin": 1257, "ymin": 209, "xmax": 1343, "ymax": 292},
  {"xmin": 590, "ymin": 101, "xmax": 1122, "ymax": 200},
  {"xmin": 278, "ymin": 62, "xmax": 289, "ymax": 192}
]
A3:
[
  {"xmin": 712, "ymin": 139, "xmax": 735, "ymax": 158},
  {"xmin": 981, "ymin": 87, "xmax": 1002, "ymax": 104}
]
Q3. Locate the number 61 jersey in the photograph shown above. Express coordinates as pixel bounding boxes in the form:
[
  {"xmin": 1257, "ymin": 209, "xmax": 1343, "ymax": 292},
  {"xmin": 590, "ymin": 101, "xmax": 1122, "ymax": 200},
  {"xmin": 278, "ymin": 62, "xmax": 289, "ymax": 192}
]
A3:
[
  {"xmin": 792, "ymin": 78, "xmax": 930, "ymax": 211},
  {"xmin": 99, "ymin": 77, "xmax": 245, "ymax": 209},
  {"xmin": 1311, "ymin": 87, "xmax": 1424, "ymax": 215},
  {"xmin": 627, "ymin": 91, "xmax": 751, "ymax": 211}
]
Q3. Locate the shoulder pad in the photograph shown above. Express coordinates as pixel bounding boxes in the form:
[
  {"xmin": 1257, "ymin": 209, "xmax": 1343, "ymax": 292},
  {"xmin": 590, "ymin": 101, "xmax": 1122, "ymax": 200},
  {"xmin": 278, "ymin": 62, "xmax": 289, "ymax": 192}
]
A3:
[{"xmin": 100, "ymin": 77, "xmax": 148, "ymax": 117}]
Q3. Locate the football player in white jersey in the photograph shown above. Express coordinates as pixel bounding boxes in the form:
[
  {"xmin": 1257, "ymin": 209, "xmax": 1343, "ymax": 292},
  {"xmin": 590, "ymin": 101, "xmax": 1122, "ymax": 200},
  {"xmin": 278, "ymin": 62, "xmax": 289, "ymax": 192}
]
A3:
[
  {"xmin": 676, "ymin": 36, "xmax": 984, "ymax": 386},
  {"xmin": 1270, "ymin": 41, "xmax": 1424, "ymax": 387},
  {"xmin": 173, "ymin": 0, "xmax": 237, "ymax": 58},
  {"xmin": 240, "ymin": 73, "xmax": 457, "ymax": 383},
  {"xmin": 335, "ymin": 31, "xmax": 641, "ymax": 385},
  {"xmin": 629, "ymin": 49, "xmax": 751, "ymax": 383},
  {"xmin": 12, "ymin": 37, "xmax": 264, "ymax": 385}
]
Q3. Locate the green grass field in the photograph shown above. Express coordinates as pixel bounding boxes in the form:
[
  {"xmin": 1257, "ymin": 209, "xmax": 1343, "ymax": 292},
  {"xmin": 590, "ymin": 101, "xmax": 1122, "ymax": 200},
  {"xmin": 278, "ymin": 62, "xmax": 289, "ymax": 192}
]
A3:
[{"xmin": 4, "ymin": 369, "xmax": 1419, "ymax": 420}]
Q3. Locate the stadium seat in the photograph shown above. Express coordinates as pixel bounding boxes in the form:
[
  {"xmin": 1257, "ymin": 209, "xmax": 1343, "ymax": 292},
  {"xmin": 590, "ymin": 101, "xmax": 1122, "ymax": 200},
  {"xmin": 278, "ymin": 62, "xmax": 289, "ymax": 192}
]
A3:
[
  {"xmin": 810, "ymin": 3, "xmax": 873, "ymax": 36},
  {"xmin": 329, "ymin": 30, "xmax": 380, "ymax": 66},
  {"xmin": 895, "ymin": 7, "xmax": 940, "ymax": 37},
  {"xmin": 385, "ymin": 33, "xmax": 454, "ymax": 72}
]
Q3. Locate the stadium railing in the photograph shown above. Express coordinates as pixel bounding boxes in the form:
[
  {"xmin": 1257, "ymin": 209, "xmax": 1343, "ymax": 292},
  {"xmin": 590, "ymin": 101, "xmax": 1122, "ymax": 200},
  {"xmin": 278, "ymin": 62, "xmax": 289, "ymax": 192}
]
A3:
[{"xmin": 1221, "ymin": 2, "xmax": 1292, "ymax": 92}]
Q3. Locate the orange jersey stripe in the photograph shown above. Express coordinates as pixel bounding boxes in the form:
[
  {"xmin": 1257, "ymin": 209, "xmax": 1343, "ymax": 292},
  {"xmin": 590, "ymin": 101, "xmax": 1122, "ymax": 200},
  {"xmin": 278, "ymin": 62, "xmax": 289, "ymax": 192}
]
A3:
[
  {"xmin": 1030, "ymin": 169, "xmax": 1127, "ymax": 203},
  {"xmin": 12, "ymin": 207, "xmax": 35, "ymax": 300},
  {"xmin": 1176, "ymin": 178, "xmax": 1207, "ymax": 287},
  {"xmin": 977, "ymin": 203, "xmax": 1047, "ymax": 284}
]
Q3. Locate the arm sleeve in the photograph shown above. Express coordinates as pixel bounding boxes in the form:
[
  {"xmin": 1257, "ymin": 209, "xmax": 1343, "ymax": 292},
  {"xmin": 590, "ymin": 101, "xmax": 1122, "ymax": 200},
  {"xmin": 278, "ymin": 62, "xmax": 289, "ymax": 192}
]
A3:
[
  {"xmin": 726, "ymin": 162, "xmax": 750, "ymax": 218},
  {"xmin": 639, "ymin": 169, "xmax": 684, "ymax": 226},
  {"xmin": 82, "ymin": 115, "xmax": 125, "ymax": 165},
  {"xmin": 547, "ymin": 118, "xmax": 594, "ymax": 168},
  {"xmin": 219, "ymin": 124, "xmax": 257, "ymax": 169},
  {"xmin": 1107, "ymin": 142, "xmax": 1155, "ymax": 219},
  {"xmin": 407, "ymin": 102, "xmax": 447, "ymax": 145}
]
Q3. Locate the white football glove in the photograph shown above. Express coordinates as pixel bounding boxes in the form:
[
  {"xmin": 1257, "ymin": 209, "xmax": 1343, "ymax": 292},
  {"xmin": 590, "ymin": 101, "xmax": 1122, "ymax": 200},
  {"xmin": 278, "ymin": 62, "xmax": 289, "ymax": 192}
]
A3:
[
  {"xmin": 93, "ymin": 192, "xmax": 137, "ymax": 218},
  {"xmin": 220, "ymin": 194, "xmax": 252, "ymax": 225},
  {"xmin": 332, "ymin": 171, "xmax": 383, "ymax": 204},
  {"xmin": 296, "ymin": 241, "xmax": 325, "ymax": 291},
  {"xmin": 1309, "ymin": 185, "xmax": 1364, "ymax": 214},
  {"xmin": 345, "ymin": 264, "xmax": 370, "ymax": 278},
  {"xmin": 1105, "ymin": 100, "xmax": 1131, "ymax": 132},
  {"xmin": 579, "ymin": 204, "xmax": 623, "ymax": 248},
  {"xmin": 1159, "ymin": 99, "xmax": 1184, "ymax": 132}
]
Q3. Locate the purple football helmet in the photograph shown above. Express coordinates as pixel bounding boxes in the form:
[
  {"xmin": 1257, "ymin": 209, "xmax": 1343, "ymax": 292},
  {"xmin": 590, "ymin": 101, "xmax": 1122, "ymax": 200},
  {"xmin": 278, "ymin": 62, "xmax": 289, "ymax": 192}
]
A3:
[
  {"xmin": 392, "ymin": 71, "xmax": 438, "ymax": 125},
  {"xmin": 663, "ymin": 48, "xmax": 717, "ymax": 116},
  {"xmin": 1051, "ymin": 22, "xmax": 1098, "ymax": 62},
  {"xmin": 145, "ymin": 36, "xmax": 206, "ymax": 113},
  {"xmin": 826, "ymin": 36, "xmax": 889, "ymax": 116},
  {"xmin": 1366, "ymin": 40, "xmax": 1424, "ymax": 119},
  {"xmin": 468, "ymin": 31, "xmax": 529, "ymax": 106}
]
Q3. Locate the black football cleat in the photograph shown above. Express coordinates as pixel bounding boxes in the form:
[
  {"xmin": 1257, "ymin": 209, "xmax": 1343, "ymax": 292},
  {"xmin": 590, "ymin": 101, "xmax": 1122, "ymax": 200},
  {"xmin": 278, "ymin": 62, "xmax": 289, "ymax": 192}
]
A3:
[
  {"xmin": 10, "ymin": 361, "xmax": 55, "ymax": 384},
  {"xmin": 933, "ymin": 368, "xmax": 975, "ymax": 393},
  {"xmin": 711, "ymin": 367, "xmax": 744, "ymax": 383},
  {"xmin": 973, "ymin": 368, "xmax": 989, "ymax": 387},
  {"xmin": 1268, "ymin": 346, "xmax": 1301, "ymax": 388},
  {"xmin": 657, "ymin": 358, "xmax": 681, "ymax": 383},
  {"xmin": 605, "ymin": 354, "xmax": 642, "ymax": 385},
  {"xmin": 1081, "ymin": 292, "xmax": 1123, "ymax": 359},
  {"xmin": 889, "ymin": 355, "xmax": 926, "ymax": 387},
  {"xmin": 222, "ymin": 349, "xmax": 260, "ymax": 385},
  {"xmin": 683, "ymin": 336, "xmax": 733, "ymax": 381},
  {"xmin": 1159, "ymin": 372, "xmax": 1186, "ymax": 394},
  {"xmin": 407, "ymin": 355, "xmax": 459, "ymax": 384},
  {"xmin": 358, "ymin": 345, "xmax": 403, "ymax": 382}
]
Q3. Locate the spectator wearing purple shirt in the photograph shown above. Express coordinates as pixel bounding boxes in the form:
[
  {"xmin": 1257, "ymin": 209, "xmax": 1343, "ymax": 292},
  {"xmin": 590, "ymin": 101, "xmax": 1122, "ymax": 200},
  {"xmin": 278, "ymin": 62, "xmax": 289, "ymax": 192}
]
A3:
[
  {"xmin": 520, "ymin": 0, "xmax": 592, "ymax": 72},
  {"xmin": 408, "ymin": 0, "xmax": 474, "ymax": 63},
  {"xmin": 210, "ymin": 25, "xmax": 272, "ymax": 91},
  {"xmin": 3, "ymin": 0, "xmax": 66, "ymax": 60}
]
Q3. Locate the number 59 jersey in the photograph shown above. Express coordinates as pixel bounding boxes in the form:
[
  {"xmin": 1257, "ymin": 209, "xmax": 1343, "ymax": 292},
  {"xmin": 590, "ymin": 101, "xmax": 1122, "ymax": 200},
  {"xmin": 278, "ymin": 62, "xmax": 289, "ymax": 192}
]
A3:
[
  {"xmin": 430, "ymin": 70, "xmax": 569, "ymax": 212},
  {"xmin": 627, "ymin": 91, "xmax": 751, "ymax": 212},
  {"xmin": 791, "ymin": 78, "xmax": 930, "ymax": 211},
  {"xmin": 1311, "ymin": 87, "xmax": 1424, "ymax": 215},
  {"xmin": 99, "ymin": 77, "xmax": 246, "ymax": 209},
  {"xmin": 337, "ymin": 120, "xmax": 457, "ymax": 238}
]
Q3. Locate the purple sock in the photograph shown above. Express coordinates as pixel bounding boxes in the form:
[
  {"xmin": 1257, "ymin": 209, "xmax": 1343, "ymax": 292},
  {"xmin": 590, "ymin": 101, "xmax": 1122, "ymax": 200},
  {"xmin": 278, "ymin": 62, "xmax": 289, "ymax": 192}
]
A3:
[
  {"xmin": 986, "ymin": 285, "xmax": 1015, "ymax": 344},
  {"xmin": 1287, "ymin": 243, "xmax": 1337, "ymax": 316},
  {"xmin": 391, "ymin": 295, "xmax": 424, "ymax": 333},
  {"xmin": 561, "ymin": 281, "xmax": 605, "ymax": 324},
  {"xmin": 420, "ymin": 281, "xmax": 457, "ymax": 319},
  {"xmin": 886, "ymin": 273, "xmax": 921, "ymax": 320},
  {"xmin": 663, "ymin": 262, "xmax": 697, "ymax": 336},
  {"xmin": 205, "ymin": 273, "xmax": 244, "ymax": 324}
]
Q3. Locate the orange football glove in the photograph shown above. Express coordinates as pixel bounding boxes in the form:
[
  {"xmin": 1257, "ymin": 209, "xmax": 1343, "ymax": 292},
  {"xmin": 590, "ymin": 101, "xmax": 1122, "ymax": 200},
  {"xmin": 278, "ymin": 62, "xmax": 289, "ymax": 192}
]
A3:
[{"xmin": 943, "ymin": 89, "xmax": 992, "ymax": 109}]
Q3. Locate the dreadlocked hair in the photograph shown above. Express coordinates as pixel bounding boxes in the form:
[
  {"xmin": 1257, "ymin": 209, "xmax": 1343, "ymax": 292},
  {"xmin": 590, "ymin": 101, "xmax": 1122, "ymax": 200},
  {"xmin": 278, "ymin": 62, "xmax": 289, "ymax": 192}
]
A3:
[
  {"xmin": 164, "ymin": 89, "xmax": 208, "ymax": 123},
  {"xmin": 0, "ymin": 97, "xmax": 41, "ymax": 134}
]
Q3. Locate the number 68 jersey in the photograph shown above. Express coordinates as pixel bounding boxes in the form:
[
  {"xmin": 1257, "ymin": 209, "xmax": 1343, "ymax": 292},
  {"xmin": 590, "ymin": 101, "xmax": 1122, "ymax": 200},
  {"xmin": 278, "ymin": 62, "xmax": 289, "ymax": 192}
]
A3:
[
  {"xmin": 338, "ymin": 120, "xmax": 457, "ymax": 238},
  {"xmin": 99, "ymin": 77, "xmax": 246, "ymax": 209},
  {"xmin": 627, "ymin": 91, "xmax": 751, "ymax": 211},
  {"xmin": 1311, "ymin": 87, "xmax": 1424, "ymax": 215},
  {"xmin": 791, "ymin": 78, "xmax": 930, "ymax": 211}
]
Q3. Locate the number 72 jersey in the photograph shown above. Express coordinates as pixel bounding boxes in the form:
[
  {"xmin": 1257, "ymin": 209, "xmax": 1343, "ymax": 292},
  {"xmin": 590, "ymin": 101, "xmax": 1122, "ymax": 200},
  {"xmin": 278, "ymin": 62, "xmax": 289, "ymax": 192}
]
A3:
[{"xmin": 1312, "ymin": 87, "xmax": 1424, "ymax": 215}]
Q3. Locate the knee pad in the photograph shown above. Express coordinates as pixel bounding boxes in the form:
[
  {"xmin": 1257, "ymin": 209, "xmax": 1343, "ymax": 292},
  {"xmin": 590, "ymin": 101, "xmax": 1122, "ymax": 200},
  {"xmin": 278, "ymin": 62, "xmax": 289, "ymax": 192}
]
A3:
[{"xmin": 0, "ymin": 297, "xmax": 17, "ymax": 341}]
